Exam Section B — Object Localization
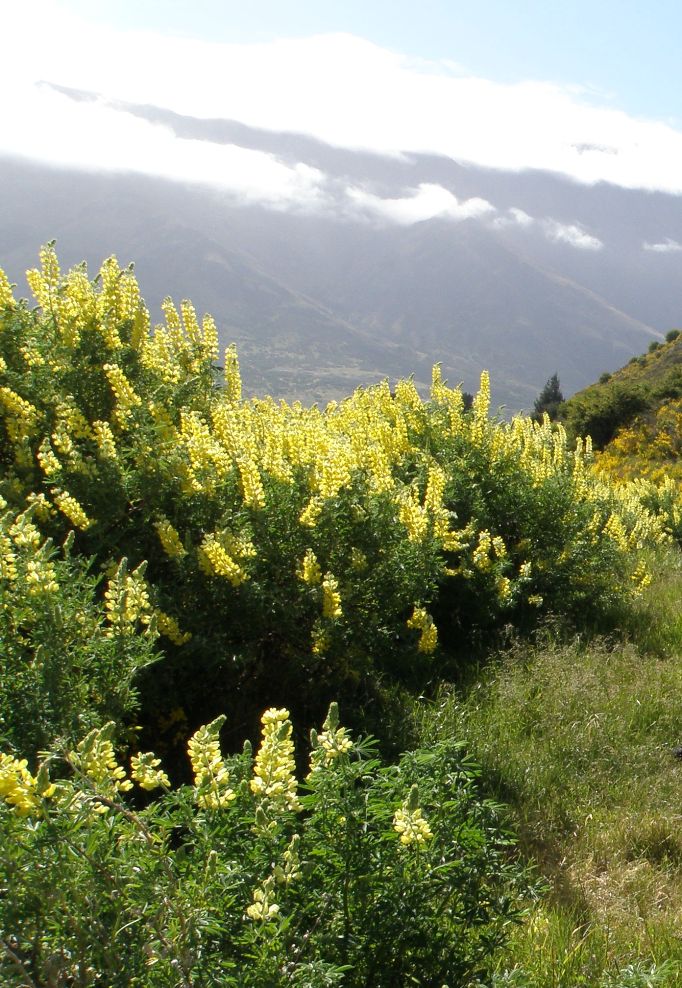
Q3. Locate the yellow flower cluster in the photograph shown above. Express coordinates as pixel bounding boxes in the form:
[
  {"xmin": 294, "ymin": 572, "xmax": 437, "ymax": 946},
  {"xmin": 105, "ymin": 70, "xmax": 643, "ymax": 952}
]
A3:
[
  {"xmin": 309, "ymin": 702, "xmax": 353, "ymax": 772},
  {"xmin": 103, "ymin": 363, "xmax": 141, "ymax": 427},
  {"xmin": 246, "ymin": 876, "xmax": 279, "ymax": 922},
  {"xmin": 251, "ymin": 707, "xmax": 301, "ymax": 813},
  {"xmin": 321, "ymin": 572, "xmax": 342, "ymax": 619},
  {"xmin": 25, "ymin": 244, "xmax": 60, "ymax": 310},
  {"xmin": 407, "ymin": 606, "xmax": 438, "ymax": 654},
  {"xmin": 0, "ymin": 753, "xmax": 54, "ymax": 815},
  {"xmin": 237, "ymin": 456, "xmax": 266, "ymax": 509},
  {"xmin": 25, "ymin": 557, "xmax": 59, "ymax": 595},
  {"xmin": 104, "ymin": 560, "xmax": 152, "ymax": 636},
  {"xmin": 70, "ymin": 723, "xmax": 133, "ymax": 800},
  {"xmin": 130, "ymin": 751, "xmax": 170, "ymax": 791},
  {"xmin": 188, "ymin": 715, "xmax": 236, "ymax": 810},
  {"xmin": 224, "ymin": 344, "xmax": 242, "ymax": 402},
  {"xmin": 298, "ymin": 548, "xmax": 322, "ymax": 585},
  {"xmin": 92, "ymin": 420, "xmax": 117, "ymax": 460},
  {"xmin": 52, "ymin": 489, "xmax": 93, "ymax": 531},
  {"xmin": 154, "ymin": 518, "xmax": 186, "ymax": 559},
  {"xmin": 0, "ymin": 267, "xmax": 15, "ymax": 310},
  {"xmin": 156, "ymin": 609, "xmax": 192, "ymax": 646},
  {"xmin": 0, "ymin": 532, "xmax": 17, "ymax": 581},
  {"xmin": 393, "ymin": 785, "xmax": 433, "ymax": 847},
  {"xmin": 0, "ymin": 386, "xmax": 39, "ymax": 442},
  {"xmin": 199, "ymin": 532, "xmax": 251, "ymax": 586},
  {"xmin": 37, "ymin": 439, "xmax": 61, "ymax": 477},
  {"xmin": 472, "ymin": 531, "xmax": 493, "ymax": 571}
]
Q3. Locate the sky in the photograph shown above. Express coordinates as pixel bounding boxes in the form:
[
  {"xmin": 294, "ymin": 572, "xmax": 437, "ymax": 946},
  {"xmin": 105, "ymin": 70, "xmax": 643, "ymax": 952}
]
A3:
[
  {"xmin": 45, "ymin": 0, "xmax": 682, "ymax": 124},
  {"xmin": 3, "ymin": 0, "xmax": 682, "ymax": 211}
]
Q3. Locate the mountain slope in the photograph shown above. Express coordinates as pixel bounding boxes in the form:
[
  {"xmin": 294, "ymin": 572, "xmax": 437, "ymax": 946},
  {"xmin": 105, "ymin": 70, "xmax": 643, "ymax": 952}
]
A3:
[{"xmin": 3, "ymin": 95, "xmax": 679, "ymax": 408}]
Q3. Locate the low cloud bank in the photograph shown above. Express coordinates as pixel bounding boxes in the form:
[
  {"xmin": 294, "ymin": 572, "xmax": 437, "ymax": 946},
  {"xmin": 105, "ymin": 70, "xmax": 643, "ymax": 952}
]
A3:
[
  {"xmin": 346, "ymin": 183, "xmax": 495, "ymax": 225},
  {"xmin": 5, "ymin": 2, "xmax": 682, "ymax": 197},
  {"xmin": 643, "ymin": 238, "xmax": 682, "ymax": 253},
  {"xmin": 545, "ymin": 221, "xmax": 603, "ymax": 251}
]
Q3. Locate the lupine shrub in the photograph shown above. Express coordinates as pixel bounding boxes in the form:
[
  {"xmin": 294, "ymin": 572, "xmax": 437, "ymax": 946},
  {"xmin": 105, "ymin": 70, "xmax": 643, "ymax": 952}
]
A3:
[
  {"xmin": 0, "ymin": 497, "xmax": 158, "ymax": 757},
  {"xmin": 0, "ymin": 704, "xmax": 533, "ymax": 987},
  {"xmin": 0, "ymin": 246, "xmax": 671, "ymax": 753}
]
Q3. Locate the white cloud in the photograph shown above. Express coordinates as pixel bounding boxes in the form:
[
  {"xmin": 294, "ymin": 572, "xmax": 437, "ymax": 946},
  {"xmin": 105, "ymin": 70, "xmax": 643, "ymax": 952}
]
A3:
[
  {"xmin": 346, "ymin": 183, "xmax": 495, "ymax": 225},
  {"xmin": 544, "ymin": 221, "xmax": 603, "ymax": 250},
  {"xmin": 3, "ymin": 1, "xmax": 682, "ymax": 199},
  {"xmin": 493, "ymin": 207, "xmax": 535, "ymax": 229},
  {"xmin": 0, "ymin": 85, "xmax": 328, "ymax": 209},
  {"xmin": 643, "ymin": 238, "xmax": 682, "ymax": 253}
]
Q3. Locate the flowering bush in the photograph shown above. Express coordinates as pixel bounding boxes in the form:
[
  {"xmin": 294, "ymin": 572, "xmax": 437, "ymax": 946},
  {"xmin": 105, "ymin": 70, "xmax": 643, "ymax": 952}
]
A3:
[
  {"xmin": 0, "ymin": 704, "xmax": 532, "ymax": 987},
  {"xmin": 0, "ymin": 246, "xmax": 670, "ymax": 753},
  {"xmin": 0, "ymin": 498, "xmax": 158, "ymax": 756}
]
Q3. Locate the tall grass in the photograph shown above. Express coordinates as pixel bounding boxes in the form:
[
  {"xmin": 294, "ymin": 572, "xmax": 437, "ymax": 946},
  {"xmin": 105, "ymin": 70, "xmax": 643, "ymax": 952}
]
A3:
[{"xmin": 416, "ymin": 546, "xmax": 682, "ymax": 986}]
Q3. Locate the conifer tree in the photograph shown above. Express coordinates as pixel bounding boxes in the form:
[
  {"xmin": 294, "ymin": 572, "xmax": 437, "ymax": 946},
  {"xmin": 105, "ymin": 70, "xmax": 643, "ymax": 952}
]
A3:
[{"xmin": 533, "ymin": 373, "xmax": 564, "ymax": 421}]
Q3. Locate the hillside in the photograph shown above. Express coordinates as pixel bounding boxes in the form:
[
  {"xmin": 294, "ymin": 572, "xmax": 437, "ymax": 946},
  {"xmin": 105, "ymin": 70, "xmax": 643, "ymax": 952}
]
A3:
[{"xmin": 560, "ymin": 330, "xmax": 682, "ymax": 447}]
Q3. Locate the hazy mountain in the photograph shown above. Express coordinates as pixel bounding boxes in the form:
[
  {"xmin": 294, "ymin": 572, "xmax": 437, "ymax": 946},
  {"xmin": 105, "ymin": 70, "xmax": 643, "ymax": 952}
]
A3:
[{"xmin": 2, "ymin": 88, "xmax": 681, "ymax": 409}]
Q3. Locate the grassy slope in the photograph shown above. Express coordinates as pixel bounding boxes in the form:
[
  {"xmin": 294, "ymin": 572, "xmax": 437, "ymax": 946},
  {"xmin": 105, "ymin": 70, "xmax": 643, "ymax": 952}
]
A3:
[
  {"xmin": 415, "ymin": 546, "xmax": 682, "ymax": 986},
  {"xmin": 560, "ymin": 334, "xmax": 682, "ymax": 448}
]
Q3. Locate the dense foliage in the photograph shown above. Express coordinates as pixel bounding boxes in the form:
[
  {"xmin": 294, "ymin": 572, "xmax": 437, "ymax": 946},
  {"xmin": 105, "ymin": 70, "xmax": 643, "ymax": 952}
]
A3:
[
  {"xmin": 2, "ymin": 245, "xmax": 682, "ymax": 985},
  {"xmin": 0, "ymin": 499, "xmax": 157, "ymax": 756},
  {"xmin": 0, "ymin": 704, "xmax": 533, "ymax": 987},
  {"xmin": 0, "ymin": 246, "xmax": 669, "ymax": 752}
]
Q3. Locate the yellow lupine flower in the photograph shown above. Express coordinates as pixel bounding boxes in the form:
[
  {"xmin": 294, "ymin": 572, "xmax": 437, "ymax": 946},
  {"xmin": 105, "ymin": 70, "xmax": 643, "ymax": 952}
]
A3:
[
  {"xmin": 70, "ymin": 723, "xmax": 133, "ymax": 799},
  {"xmin": 103, "ymin": 363, "xmax": 141, "ymax": 427},
  {"xmin": 251, "ymin": 707, "xmax": 300, "ymax": 813},
  {"xmin": 492, "ymin": 535, "xmax": 507, "ymax": 559},
  {"xmin": 0, "ymin": 266, "xmax": 15, "ymax": 309},
  {"xmin": 322, "ymin": 572, "xmax": 342, "ymax": 619},
  {"xmin": 37, "ymin": 440, "xmax": 61, "ymax": 477},
  {"xmin": 246, "ymin": 877, "xmax": 280, "ymax": 922},
  {"xmin": 130, "ymin": 752, "xmax": 170, "ymax": 791},
  {"xmin": 93, "ymin": 420, "xmax": 117, "ymax": 460},
  {"xmin": 238, "ymin": 457, "xmax": 266, "ymax": 509},
  {"xmin": 407, "ymin": 606, "xmax": 438, "ymax": 654},
  {"xmin": 0, "ymin": 386, "xmax": 40, "ymax": 440},
  {"xmin": 472, "ymin": 530, "xmax": 493, "ymax": 571},
  {"xmin": 52, "ymin": 489, "xmax": 93, "ymax": 530},
  {"xmin": 188, "ymin": 716, "xmax": 236, "ymax": 809},
  {"xmin": 299, "ymin": 496, "xmax": 323, "ymax": 528},
  {"xmin": 399, "ymin": 494, "xmax": 428, "ymax": 542},
  {"xmin": 393, "ymin": 786, "xmax": 433, "ymax": 847},
  {"xmin": 104, "ymin": 561, "xmax": 151, "ymax": 635},
  {"xmin": 201, "ymin": 313, "xmax": 220, "ymax": 361},
  {"xmin": 25, "ymin": 558, "xmax": 59, "ymax": 595},
  {"xmin": 298, "ymin": 548, "xmax": 322, "ymax": 585},
  {"xmin": 310, "ymin": 703, "xmax": 353, "ymax": 772},
  {"xmin": 154, "ymin": 518, "xmax": 186, "ymax": 559},
  {"xmin": 0, "ymin": 754, "xmax": 43, "ymax": 815},
  {"xmin": 224, "ymin": 344, "xmax": 242, "ymax": 402},
  {"xmin": 156, "ymin": 609, "xmax": 192, "ymax": 645},
  {"xmin": 199, "ymin": 534, "xmax": 249, "ymax": 586}
]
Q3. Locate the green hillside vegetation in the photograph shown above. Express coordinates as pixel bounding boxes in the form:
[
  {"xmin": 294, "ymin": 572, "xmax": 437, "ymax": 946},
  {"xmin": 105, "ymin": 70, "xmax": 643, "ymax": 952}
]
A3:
[
  {"xmin": 560, "ymin": 329, "xmax": 682, "ymax": 448},
  {"xmin": 3, "ymin": 246, "xmax": 682, "ymax": 985}
]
